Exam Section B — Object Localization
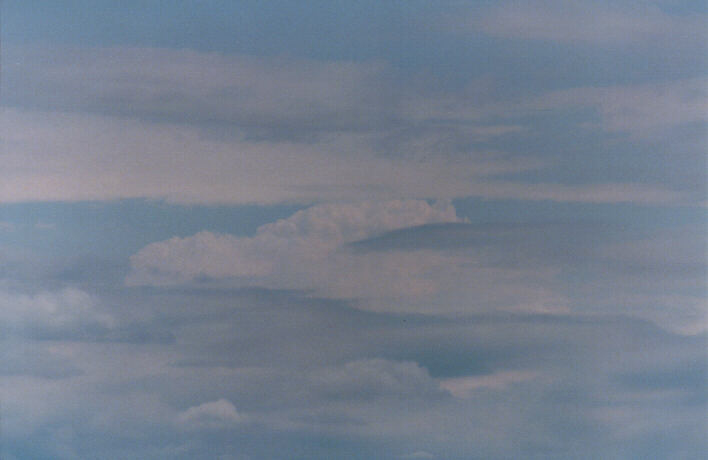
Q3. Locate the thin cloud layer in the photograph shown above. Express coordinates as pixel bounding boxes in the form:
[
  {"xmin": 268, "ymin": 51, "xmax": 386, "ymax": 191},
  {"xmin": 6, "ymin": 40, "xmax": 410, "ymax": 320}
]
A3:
[
  {"xmin": 2, "ymin": 45, "xmax": 703, "ymax": 205},
  {"xmin": 471, "ymin": 1, "xmax": 707, "ymax": 45}
]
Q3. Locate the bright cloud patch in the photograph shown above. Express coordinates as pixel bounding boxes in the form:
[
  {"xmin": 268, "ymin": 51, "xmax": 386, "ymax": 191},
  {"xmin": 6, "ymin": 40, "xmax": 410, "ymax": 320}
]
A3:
[
  {"xmin": 127, "ymin": 200, "xmax": 579, "ymax": 314},
  {"xmin": 127, "ymin": 200, "xmax": 464, "ymax": 298},
  {"xmin": 439, "ymin": 371, "xmax": 538, "ymax": 398},
  {"xmin": 472, "ymin": 1, "xmax": 707, "ymax": 45},
  {"xmin": 177, "ymin": 399, "xmax": 244, "ymax": 429},
  {"xmin": 0, "ymin": 288, "xmax": 114, "ymax": 338},
  {"xmin": 311, "ymin": 359, "xmax": 443, "ymax": 401}
]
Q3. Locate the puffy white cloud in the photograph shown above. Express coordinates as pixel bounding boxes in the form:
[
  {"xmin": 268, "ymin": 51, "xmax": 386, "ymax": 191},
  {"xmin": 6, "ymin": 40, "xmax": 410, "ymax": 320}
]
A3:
[
  {"xmin": 127, "ymin": 201, "xmax": 579, "ymax": 314},
  {"xmin": 439, "ymin": 371, "xmax": 538, "ymax": 398},
  {"xmin": 0, "ymin": 288, "xmax": 114, "ymax": 337},
  {"xmin": 311, "ymin": 359, "xmax": 443, "ymax": 401},
  {"xmin": 127, "ymin": 200, "xmax": 464, "ymax": 299},
  {"xmin": 177, "ymin": 399, "xmax": 244, "ymax": 428}
]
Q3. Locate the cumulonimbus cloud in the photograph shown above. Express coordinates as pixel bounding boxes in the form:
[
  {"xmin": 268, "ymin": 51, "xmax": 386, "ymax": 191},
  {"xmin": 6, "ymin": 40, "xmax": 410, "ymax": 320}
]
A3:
[
  {"xmin": 127, "ymin": 200, "xmax": 575, "ymax": 314},
  {"xmin": 127, "ymin": 200, "xmax": 463, "ymax": 298}
]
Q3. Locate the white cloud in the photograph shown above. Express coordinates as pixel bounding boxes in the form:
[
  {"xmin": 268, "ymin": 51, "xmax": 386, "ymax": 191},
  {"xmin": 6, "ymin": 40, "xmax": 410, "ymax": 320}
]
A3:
[
  {"xmin": 0, "ymin": 287, "xmax": 114, "ymax": 336},
  {"xmin": 311, "ymin": 359, "xmax": 443, "ymax": 401},
  {"xmin": 1, "ymin": 45, "xmax": 695, "ymax": 205},
  {"xmin": 439, "ymin": 371, "xmax": 537, "ymax": 398},
  {"xmin": 401, "ymin": 451, "xmax": 435, "ymax": 459},
  {"xmin": 0, "ymin": 107, "xmax": 538, "ymax": 204},
  {"xmin": 594, "ymin": 226, "xmax": 708, "ymax": 335},
  {"xmin": 127, "ymin": 200, "xmax": 463, "ymax": 298},
  {"xmin": 543, "ymin": 78, "xmax": 708, "ymax": 140},
  {"xmin": 5, "ymin": 45, "xmax": 389, "ymax": 131},
  {"xmin": 471, "ymin": 1, "xmax": 707, "ymax": 46},
  {"xmin": 127, "ymin": 200, "xmax": 579, "ymax": 315},
  {"xmin": 177, "ymin": 399, "xmax": 244, "ymax": 428},
  {"xmin": 412, "ymin": 76, "xmax": 707, "ymax": 143},
  {"xmin": 1, "ymin": 45, "xmax": 541, "ymax": 205}
]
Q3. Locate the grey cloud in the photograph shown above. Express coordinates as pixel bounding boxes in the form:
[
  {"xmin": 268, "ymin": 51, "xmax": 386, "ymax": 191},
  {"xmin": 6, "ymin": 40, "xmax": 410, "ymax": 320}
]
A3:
[
  {"xmin": 0, "ymin": 287, "xmax": 115, "ymax": 339},
  {"xmin": 348, "ymin": 221, "xmax": 604, "ymax": 264},
  {"xmin": 3, "ymin": 46, "xmax": 397, "ymax": 136},
  {"xmin": 2, "ymin": 279, "xmax": 705, "ymax": 459},
  {"xmin": 0, "ymin": 285, "xmax": 175, "ymax": 343},
  {"xmin": 1, "ymin": 342, "xmax": 83, "ymax": 379},
  {"xmin": 542, "ymin": 78, "xmax": 708, "ymax": 140},
  {"xmin": 0, "ymin": 108, "xmax": 550, "ymax": 204},
  {"xmin": 615, "ymin": 359, "xmax": 707, "ymax": 394},
  {"xmin": 2, "ymin": 45, "xmax": 700, "ymax": 205},
  {"xmin": 127, "ymin": 202, "xmax": 704, "ymax": 334}
]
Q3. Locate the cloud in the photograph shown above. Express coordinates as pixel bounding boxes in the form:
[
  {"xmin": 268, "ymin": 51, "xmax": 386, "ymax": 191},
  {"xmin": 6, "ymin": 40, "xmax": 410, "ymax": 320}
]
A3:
[
  {"xmin": 177, "ymin": 399, "xmax": 245, "ymax": 429},
  {"xmin": 471, "ymin": 1, "xmax": 707, "ymax": 46},
  {"xmin": 0, "ymin": 287, "xmax": 115, "ymax": 339},
  {"xmin": 127, "ymin": 201, "xmax": 706, "ymax": 332},
  {"xmin": 127, "ymin": 200, "xmax": 464, "ymax": 298},
  {"xmin": 1, "ymin": 7, "xmax": 706, "ymax": 459},
  {"xmin": 2, "ymin": 45, "xmax": 698, "ymax": 205},
  {"xmin": 414, "ymin": 76, "xmax": 707, "ymax": 143},
  {"xmin": 439, "ymin": 371, "xmax": 538, "ymax": 398},
  {"xmin": 400, "ymin": 451, "xmax": 435, "ymax": 459},
  {"xmin": 2, "ymin": 290, "xmax": 705, "ymax": 458},
  {"xmin": 4, "ymin": 45, "xmax": 392, "ymax": 134},
  {"xmin": 126, "ymin": 200, "xmax": 577, "ymax": 314},
  {"xmin": 542, "ymin": 78, "xmax": 708, "ymax": 140},
  {"xmin": 589, "ymin": 225, "xmax": 708, "ymax": 334},
  {"xmin": 1, "ymin": 342, "xmax": 83, "ymax": 379},
  {"xmin": 0, "ymin": 107, "xmax": 540, "ymax": 204},
  {"xmin": 0, "ymin": 45, "xmax": 543, "ymax": 205},
  {"xmin": 311, "ymin": 359, "xmax": 444, "ymax": 401}
]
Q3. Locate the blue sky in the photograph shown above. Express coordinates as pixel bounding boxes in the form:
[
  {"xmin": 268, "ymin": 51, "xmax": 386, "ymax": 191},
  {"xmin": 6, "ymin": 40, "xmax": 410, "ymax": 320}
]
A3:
[{"xmin": 1, "ymin": 1, "xmax": 706, "ymax": 458}]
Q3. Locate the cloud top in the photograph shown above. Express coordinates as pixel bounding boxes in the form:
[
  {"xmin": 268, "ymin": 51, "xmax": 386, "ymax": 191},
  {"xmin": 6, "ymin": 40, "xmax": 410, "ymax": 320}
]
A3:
[
  {"xmin": 177, "ymin": 399, "xmax": 244, "ymax": 428},
  {"xmin": 127, "ymin": 200, "xmax": 462, "ymax": 295}
]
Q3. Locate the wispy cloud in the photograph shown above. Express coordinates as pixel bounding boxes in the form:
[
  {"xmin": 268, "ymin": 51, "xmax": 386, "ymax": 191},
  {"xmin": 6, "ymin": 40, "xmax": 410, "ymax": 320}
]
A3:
[
  {"xmin": 470, "ymin": 1, "xmax": 707, "ymax": 46},
  {"xmin": 440, "ymin": 371, "xmax": 538, "ymax": 398}
]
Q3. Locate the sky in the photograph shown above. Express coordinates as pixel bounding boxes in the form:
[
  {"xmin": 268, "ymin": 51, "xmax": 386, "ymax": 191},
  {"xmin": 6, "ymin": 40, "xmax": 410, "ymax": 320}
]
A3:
[{"xmin": 0, "ymin": 1, "xmax": 706, "ymax": 458}]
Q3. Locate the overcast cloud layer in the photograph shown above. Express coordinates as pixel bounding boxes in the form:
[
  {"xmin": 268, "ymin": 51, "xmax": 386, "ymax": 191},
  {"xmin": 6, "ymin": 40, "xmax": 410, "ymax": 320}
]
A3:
[{"xmin": 1, "ymin": 1, "xmax": 706, "ymax": 459}]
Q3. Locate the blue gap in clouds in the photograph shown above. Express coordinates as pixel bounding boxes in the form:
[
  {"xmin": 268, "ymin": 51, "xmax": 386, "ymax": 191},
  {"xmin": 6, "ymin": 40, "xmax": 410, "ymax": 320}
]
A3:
[
  {"xmin": 452, "ymin": 198, "xmax": 706, "ymax": 231},
  {"xmin": 0, "ymin": 199, "xmax": 302, "ymax": 259}
]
